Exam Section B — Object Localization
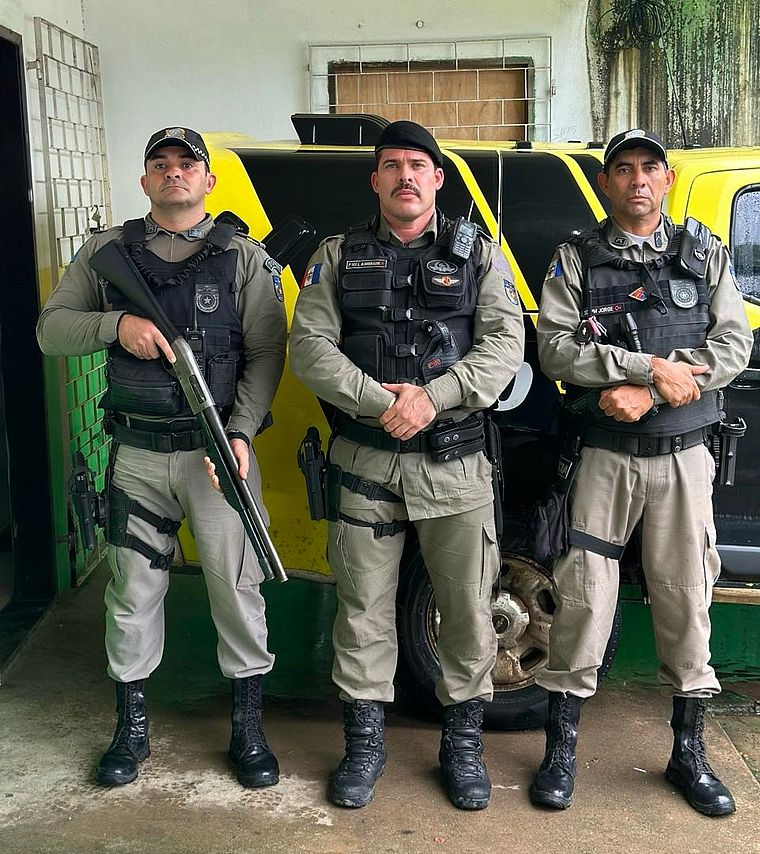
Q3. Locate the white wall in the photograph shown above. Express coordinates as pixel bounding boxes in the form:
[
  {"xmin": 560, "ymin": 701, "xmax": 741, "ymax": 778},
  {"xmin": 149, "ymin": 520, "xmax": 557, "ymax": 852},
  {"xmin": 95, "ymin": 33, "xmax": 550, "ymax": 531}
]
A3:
[{"xmin": 82, "ymin": 0, "xmax": 593, "ymax": 222}]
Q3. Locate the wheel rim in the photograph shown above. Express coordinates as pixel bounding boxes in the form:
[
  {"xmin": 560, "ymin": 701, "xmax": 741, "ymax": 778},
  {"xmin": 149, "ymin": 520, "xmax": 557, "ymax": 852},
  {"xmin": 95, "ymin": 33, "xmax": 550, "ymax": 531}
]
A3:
[{"xmin": 423, "ymin": 553, "xmax": 554, "ymax": 695}]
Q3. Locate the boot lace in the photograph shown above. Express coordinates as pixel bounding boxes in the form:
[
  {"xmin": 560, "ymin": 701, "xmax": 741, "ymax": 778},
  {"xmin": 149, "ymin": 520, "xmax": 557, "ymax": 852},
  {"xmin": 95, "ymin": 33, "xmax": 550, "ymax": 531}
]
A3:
[{"xmin": 687, "ymin": 702, "xmax": 716, "ymax": 777}]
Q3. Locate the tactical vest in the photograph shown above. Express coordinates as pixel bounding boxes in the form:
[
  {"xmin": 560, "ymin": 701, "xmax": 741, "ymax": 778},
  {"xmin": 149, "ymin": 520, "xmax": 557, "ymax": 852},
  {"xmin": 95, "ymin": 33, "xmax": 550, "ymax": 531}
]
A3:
[
  {"xmin": 337, "ymin": 213, "xmax": 480, "ymax": 385},
  {"xmin": 568, "ymin": 220, "xmax": 720, "ymax": 437},
  {"xmin": 101, "ymin": 218, "xmax": 244, "ymax": 420}
]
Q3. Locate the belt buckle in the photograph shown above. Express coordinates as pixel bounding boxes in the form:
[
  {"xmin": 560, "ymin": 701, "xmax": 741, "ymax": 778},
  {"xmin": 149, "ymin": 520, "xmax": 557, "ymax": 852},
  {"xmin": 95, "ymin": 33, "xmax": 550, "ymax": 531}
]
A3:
[{"xmin": 639, "ymin": 438, "xmax": 659, "ymax": 457}]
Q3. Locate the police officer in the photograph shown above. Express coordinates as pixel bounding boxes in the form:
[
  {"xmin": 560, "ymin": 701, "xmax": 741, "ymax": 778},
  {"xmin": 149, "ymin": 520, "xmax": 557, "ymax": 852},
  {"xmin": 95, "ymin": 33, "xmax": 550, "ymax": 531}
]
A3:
[
  {"xmin": 36, "ymin": 127, "xmax": 286, "ymax": 790},
  {"xmin": 288, "ymin": 121, "xmax": 525, "ymax": 810},
  {"xmin": 532, "ymin": 129, "xmax": 752, "ymax": 815}
]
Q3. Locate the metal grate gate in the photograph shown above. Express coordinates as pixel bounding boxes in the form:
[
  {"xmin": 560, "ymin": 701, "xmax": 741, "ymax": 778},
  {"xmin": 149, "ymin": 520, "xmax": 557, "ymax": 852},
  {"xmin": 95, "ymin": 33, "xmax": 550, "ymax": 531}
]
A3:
[
  {"xmin": 309, "ymin": 36, "xmax": 553, "ymax": 142},
  {"xmin": 32, "ymin": 18, "xmax": 112, "ymax": 583}
]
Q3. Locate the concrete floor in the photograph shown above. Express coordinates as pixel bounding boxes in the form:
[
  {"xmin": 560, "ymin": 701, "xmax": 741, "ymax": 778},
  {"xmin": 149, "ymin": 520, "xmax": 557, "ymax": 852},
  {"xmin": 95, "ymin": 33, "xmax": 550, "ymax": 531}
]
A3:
[{"xmin": 1, "ymin": 568, "xmax": 758, "ymax": 854}]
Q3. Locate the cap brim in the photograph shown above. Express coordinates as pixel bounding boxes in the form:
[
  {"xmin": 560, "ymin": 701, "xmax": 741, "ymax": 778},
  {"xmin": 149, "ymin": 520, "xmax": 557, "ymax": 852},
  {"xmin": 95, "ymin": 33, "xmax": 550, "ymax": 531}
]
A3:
[
  {"xmin": 605, "ymin": 139, "xmax": 667, "ymax": 167},
  {"xmin": 144, "ymin": 138, "xmax": 205, "ymax": 162}
]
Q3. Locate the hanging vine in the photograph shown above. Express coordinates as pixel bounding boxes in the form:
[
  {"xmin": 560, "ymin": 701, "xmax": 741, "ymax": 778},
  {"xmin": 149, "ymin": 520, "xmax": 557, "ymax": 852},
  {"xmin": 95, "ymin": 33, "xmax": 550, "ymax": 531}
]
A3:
[{"xmin": 594, "ymin": 0, "xmax": 675, "ymax": 53}]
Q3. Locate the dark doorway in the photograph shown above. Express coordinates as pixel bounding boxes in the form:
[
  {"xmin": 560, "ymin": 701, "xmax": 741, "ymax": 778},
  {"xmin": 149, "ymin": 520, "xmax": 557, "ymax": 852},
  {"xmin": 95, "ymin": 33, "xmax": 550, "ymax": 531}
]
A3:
[{"xmin": 0, "ymin": 27, "xmax": 55, "ymax": 673}]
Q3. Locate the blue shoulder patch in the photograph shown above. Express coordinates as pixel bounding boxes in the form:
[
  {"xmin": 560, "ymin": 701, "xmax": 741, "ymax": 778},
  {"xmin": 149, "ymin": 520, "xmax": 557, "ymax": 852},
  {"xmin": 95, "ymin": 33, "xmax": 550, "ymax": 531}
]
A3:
[{"xmin": 545, "ymin": 257, "xmax": 563, "ymax": 281}]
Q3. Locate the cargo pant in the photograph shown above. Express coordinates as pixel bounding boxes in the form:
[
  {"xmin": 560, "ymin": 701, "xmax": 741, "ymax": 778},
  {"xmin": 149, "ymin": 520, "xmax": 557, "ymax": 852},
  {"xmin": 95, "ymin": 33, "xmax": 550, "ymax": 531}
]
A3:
[
  {"xmin": 105, "ymin": 444, "xmax": 274, "ymax": 682},
  {"xmin": 537, "ymin": 443, "xmax": 721, "ymax": 699},
  {"xmin": 327, "ymin": 436, "xmax": 501, "ymax": 707}
]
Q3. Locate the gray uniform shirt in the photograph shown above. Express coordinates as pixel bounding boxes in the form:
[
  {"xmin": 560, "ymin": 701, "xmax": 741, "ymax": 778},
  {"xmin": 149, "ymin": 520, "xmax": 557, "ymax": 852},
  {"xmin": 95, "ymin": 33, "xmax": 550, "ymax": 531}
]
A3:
[
  {"xmin": 36, "ymin": 213, "xmax": 286, "ymax": 439},
  {"xmin": 289, "ymin": 213, "xmax": 525, "ymax": 519},
  {"xmin": 537, "ymin": 216, "xmax": 753, "ymax": 401}
]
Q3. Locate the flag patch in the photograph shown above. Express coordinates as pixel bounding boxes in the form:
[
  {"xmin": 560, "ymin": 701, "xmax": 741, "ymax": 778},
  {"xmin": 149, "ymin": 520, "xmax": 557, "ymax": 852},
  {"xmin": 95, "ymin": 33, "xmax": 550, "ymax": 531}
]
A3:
[{"xmin": 301, "ymin": 263, "xmax": 322, "ymax": 288}]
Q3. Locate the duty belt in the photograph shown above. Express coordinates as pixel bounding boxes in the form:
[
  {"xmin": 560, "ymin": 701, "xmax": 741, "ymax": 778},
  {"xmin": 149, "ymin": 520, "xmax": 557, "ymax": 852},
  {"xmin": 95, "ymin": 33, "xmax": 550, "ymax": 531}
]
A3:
[
  {"xmin": 334, "ymin": 411, "xmax": 486, "ymax": 461},
  {"xmin": 105, "ymin": 413, "xmax": 206, "ymax": 453},
  {"xmin": 335, "ymin": 414, "xmax": 430, "ymax": 454},
  {"xmin": 583, "ymin": 425, "xmax": 709, "ymax": 457}
]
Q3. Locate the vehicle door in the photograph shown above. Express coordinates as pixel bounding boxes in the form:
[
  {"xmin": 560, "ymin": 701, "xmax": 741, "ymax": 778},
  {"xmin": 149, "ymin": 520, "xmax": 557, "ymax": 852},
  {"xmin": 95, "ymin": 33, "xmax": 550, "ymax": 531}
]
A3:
[{"xmin": 684, "ymin": 168, "xmax": 760, "ymax": 579}]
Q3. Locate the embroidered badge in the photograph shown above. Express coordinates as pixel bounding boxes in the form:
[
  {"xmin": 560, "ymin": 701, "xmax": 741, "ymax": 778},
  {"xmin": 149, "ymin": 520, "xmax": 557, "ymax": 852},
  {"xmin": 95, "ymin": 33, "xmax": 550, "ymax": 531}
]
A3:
[
  {"xmin": 670, "ymin": 279, "xmax": 698, "ymax": 309},
  {"xmin": 272, "ymin": 274, "xmax": 284, "ymax": 302},
  {"xmin": 427, "ymin": 259, "xmax": 459, "ymax": 275},
  {"xmin": 628, "ymin": 287, "xmax": 647, "ymax": 301},
  {"xmin": 654, "ymin": 231, "xmax": 663, "ymax": 248},
  {"xmin": 612, "ymin": 236, "xmax": 628, "ymax": 247},
  {"xmin": 504, "ymin": 279, "xmax": 519, "ymax": 306},
  {"xmin": 301, "ymin": 263, "xmax": 322, "ymax": 288},
  {"xmin": 196, "ymin": 284, "xmax": 220, "ymax": 313},
  {"xmin": 432, "ymin": 275, "xmax": 460, "ymax": 287},
  {"xmin": 264, "ymin": 256, "xmax": 282, "ymax": 274}
]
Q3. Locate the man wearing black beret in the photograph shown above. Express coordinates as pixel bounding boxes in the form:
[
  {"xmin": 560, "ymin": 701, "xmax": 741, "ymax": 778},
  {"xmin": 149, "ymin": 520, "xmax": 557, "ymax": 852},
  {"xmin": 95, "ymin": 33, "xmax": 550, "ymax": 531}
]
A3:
[{"xmin": 290, "ymin": 120, "xmax": 525, "ymax": 810}]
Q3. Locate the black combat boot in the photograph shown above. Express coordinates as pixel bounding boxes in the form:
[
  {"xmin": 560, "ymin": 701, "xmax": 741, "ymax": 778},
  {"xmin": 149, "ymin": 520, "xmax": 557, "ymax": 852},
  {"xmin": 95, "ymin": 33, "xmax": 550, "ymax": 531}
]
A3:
[
  {"xmin": 96, "ymin": 680, "xmax": 150, "ymax": 786},
  {"xmin": 439, "ymin": 699, "xmax": 491, "ymax": 810},
  {"xmin": 228, "ymin": 675, "xmax": 279, "ymax": 788},
  {"xmin": 330, "ymin": 701, "xmax": 386, "ymax": 808},
  {"xmin": 529, "ymin": 692, "xmax": 582, "ymax": 809},
  {"xmin": 665, "ymin": 696, "xmax": 736, "ymax": 816}
]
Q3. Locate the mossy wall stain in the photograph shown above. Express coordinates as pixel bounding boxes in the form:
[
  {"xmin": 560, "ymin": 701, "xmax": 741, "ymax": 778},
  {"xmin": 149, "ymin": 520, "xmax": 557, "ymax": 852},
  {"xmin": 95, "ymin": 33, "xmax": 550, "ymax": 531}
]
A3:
[{"xmin": 587, "ymin": 0, "xmax": 759, "ymax": 147}]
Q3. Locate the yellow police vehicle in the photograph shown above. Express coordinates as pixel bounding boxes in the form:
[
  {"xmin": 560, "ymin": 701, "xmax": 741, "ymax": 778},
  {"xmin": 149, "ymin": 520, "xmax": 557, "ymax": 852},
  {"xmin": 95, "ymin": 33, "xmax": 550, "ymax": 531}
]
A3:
[{"xmin": 191, "ymin": 115, "xmax": 760, "ymax": 728}]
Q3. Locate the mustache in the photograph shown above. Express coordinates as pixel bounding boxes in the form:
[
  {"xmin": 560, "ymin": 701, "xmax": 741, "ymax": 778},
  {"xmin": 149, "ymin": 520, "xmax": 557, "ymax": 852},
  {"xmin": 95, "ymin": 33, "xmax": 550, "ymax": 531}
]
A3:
[{"xmin": 392, "ymin": 183, "xmax": 420, "ymax": 198}]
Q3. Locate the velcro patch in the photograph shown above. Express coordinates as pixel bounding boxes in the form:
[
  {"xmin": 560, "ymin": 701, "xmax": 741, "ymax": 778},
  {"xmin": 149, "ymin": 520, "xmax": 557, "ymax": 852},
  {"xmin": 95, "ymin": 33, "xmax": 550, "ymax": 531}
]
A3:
[
  {"xmin": 628, "ymin": 287, "xmax": 647, "ymax": 301},
  {"xmin": 545, "ymin": 257, "xmax": 563, "ymax": 280},
  {"xmin": 301, "ymin": 263, "xmax": 322, "ymax": 288},
  {"xmin": 345, "ymin": 259, "xmax": 388, "ymax": 270}
]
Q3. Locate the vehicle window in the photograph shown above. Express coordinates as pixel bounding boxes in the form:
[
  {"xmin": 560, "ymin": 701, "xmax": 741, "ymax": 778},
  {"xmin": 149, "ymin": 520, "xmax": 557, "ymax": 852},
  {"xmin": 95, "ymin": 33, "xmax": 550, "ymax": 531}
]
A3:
[{"xmin": 731, "ymin": 186, "xmax": 760, "ymax": 299}]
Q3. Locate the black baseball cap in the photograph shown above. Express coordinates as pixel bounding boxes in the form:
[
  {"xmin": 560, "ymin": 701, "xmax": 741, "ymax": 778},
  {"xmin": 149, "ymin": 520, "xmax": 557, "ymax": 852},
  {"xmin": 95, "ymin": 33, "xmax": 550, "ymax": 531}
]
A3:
[
  {"xmin": 603, "ymin": 128, "xmax": 668, "ymax": 171},
  {"xmin": 144, "ymin": 127, "xmax": 210, "ymax": 169},
  {"xmin": 374, "ymin": 120, "xmax": 443, "ymax": 167}
]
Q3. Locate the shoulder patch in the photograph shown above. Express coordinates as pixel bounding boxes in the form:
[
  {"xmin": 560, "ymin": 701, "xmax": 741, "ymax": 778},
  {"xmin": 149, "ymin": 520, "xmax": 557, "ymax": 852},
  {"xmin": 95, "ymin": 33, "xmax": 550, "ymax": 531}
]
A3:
[
  {"xmin": 493, "ymin": 252, "xmax": 512, "ymax": 274},
  {"xmin": 503, "ymin": 279, "xmax": 520, "ymax": 306},
  {"xmin": 545, "ymin": 257, "xmax": 563, "ymax": 281},
  {"xmin": 301, "ymin": 263, "xmax": 322, "ymax": 289}
]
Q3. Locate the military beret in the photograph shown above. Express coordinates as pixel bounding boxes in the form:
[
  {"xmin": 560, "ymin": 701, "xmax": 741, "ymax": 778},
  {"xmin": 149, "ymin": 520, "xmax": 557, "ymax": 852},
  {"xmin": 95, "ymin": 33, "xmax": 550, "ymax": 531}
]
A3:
[{"xmin": 374, "ymin": 120, "xmax": 443, "ymax": 167}]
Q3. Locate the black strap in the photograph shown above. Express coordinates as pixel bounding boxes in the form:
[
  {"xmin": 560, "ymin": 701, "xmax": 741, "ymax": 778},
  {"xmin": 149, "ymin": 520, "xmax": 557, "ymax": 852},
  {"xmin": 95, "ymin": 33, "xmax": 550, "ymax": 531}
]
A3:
[
  {"xmin": 339, "ymin": 469, "xmax": 402, "ymax": 503},
  {"xmin": 338, "ymin": 512, "xmax": 406, "ymax": 539},
  {"xmin": 108, "ymin": 485, "xmax": 180, "ymax": 570},
  {"xmin": 111, "ymin": 486, "xmax": 182, "ymax": 536},
  {"xmin": 583, "ymin": 426, "xmax": 708, "ymax": 457},
  {"xmin": 119, "ymin": 533, "xmax": 174, "ymax": 570},
  {"xmin": 567, "ymin": 528, "xmax": 625, "ymax": 560},
  {"xmin": 106, "ymin": 417, "xmax": 206, "ymax": 453}
]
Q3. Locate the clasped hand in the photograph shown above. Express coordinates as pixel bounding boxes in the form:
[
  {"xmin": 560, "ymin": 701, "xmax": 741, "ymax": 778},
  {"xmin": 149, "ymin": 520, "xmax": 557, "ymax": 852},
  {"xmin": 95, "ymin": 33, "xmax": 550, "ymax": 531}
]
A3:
[{"xmin": 379, "ymin": 383, "xmax": 436, "ymax": 440}]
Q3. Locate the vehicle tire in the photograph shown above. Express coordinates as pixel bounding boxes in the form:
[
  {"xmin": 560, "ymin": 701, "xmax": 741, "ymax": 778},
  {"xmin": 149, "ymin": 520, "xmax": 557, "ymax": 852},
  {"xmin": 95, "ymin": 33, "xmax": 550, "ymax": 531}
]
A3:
[{"xmin": 395, "ymin": 546, "xmax": 622, "ymax": 730}]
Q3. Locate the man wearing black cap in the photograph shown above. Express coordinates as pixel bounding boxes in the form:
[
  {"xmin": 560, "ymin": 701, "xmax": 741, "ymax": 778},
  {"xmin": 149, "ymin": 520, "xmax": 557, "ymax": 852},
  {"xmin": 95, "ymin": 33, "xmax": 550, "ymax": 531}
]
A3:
[
  {"xmin": 290, "ymin": 120, "xmax": 524, "ymax": 810},
  {"xmin": 530, "ymin": 128, "xmax": 752, "ymax": 815},
  {"xmin": 37, "ymin": 127, "xmax": 286, "ymax": 790}
]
